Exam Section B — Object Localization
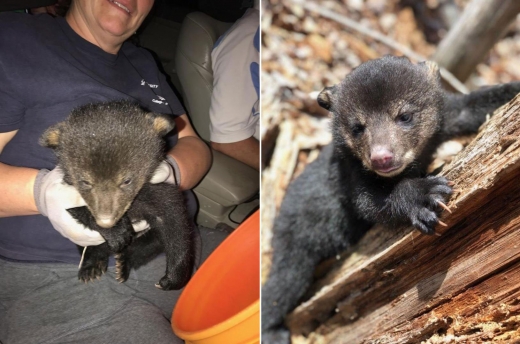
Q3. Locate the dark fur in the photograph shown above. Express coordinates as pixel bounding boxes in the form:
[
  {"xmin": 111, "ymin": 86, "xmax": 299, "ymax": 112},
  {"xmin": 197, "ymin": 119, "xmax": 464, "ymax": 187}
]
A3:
[
  {"xmin": 262, "ymin": 56, "xmax": 520, "ymax": 343},
  {"xmin": 41, "ymin": 101, "xmax": 194, "ymax": 290}
]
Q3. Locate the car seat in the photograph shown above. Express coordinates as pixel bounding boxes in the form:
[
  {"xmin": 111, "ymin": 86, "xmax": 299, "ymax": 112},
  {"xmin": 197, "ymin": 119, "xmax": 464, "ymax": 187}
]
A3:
[{"xmin": 175, "ymin": 11, "xmax": 259, "ymax": 229}]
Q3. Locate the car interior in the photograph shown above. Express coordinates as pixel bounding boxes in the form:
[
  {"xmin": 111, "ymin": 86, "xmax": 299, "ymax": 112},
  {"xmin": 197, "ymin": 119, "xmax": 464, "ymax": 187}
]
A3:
[
  {"xmin": 137, "ymin": 0, "xmax": 260, "ymax": 230},
  {"xmin": 0, "ymin": 0, "xmax": 260, "ymax": 230},
  {"xmin": 0, "ymin": 0, "xmax": 260, "ymax": 344},
  {"xmin": 0, "ymin": 2, "xmax": 259, "ymax": 340}
]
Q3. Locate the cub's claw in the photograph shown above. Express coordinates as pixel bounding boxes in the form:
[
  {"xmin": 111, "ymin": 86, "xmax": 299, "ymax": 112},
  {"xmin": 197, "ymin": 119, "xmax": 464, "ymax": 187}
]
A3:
[
  {"xmin": 436, "ymin": 200, "xmax": 452, "ymax": 214},
  {"xmin": 411, "ymin": 208, "xmax": 439, "ymax": 235},
  {"xmin": 407, "ymin": 176, "xmax": 453, "ymax": 235},
  {"xmin": 156, "ymin": 275, "xmax": 188, "ymax": 291},
  {"xmin": 78, "ymin": 259, "xmax": 107, "ymax": 283},
  {"xmin": 114, "ymin": 253, "xmax": 130, "ymax": 283}
]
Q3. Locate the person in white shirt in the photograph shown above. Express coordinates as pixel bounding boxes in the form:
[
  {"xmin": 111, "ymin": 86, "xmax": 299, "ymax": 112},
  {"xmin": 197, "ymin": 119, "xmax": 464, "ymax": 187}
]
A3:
[{"xmin": 209, "ymin": 0, "xmax": 260, "ymax": 170}]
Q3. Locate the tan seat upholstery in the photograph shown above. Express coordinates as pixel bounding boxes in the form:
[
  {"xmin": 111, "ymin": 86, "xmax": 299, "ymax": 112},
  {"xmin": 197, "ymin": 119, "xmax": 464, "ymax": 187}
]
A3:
[
  {"xmin": 175, "ymin": 12, "xmax": 232, "ymax": 141},
  {"xmin": 175, "ymin": 12, "xmax": 259, "ymax": 228}
]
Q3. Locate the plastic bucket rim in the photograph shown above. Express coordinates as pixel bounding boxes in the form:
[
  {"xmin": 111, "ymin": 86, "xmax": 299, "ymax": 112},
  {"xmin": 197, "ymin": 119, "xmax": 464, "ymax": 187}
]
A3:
[
  {"xmin": 173, "ymin": 211, "xmax": 259, "ymax": 331},
  {"xmin": 173, "ymin": 299, "xmax": 259, "ymax": 340}
]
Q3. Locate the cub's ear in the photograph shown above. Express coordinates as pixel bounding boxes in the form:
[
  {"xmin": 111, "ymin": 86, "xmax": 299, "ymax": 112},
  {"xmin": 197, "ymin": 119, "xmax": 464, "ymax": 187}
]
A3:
[
  {"xmin": 317, "ymin": 86, "xmax": 337, "ymax": 110},
  {"xmin": 146, "ymin": 113, "xmax": 176, "ymax": 136},
  {"xmin": 39, "ymin": 122, "xmax": 65, "ymax": 148},
  {"xmin": 420, "ymin": 60, "xmax": 440, "ymax": 81}
]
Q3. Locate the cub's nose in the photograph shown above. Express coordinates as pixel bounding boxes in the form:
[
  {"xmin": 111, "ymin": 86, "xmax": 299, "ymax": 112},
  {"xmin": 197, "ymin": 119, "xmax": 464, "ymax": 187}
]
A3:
[
  {"xmin": 370, "ymin": 146, "xmax": 394, "ymax": 170},
  {"xmin": 95, "ymin": 215, "xmax": 116, "ymax": 228}
]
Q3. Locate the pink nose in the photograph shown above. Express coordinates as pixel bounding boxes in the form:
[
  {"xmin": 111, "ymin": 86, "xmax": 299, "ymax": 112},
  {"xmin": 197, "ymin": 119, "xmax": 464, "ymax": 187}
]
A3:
[
  {"xmin": 370, "ymin": 146, "xmax": 394, "ymax": 170},
  {"xmin": 96, "ymin": 215, "xmax": 116, "ymax": 228}
]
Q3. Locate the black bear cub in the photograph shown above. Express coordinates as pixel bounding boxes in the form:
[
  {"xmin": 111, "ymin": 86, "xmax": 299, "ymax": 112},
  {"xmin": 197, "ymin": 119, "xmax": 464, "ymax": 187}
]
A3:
[
  {"xmin": 40, "ymin": 100, "xmax": 194, "ymax": 290},
  {"xmin": 262, "ymin": 55, "xmax": 520, "ymax": 343}
]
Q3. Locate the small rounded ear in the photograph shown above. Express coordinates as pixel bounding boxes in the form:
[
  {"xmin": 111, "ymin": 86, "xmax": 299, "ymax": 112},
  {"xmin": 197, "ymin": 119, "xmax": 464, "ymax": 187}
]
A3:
[
  {"xmin": 420, "ymin": 60, "xmax": 441, "ymax": 81},
  {"xmin": 146, "ymin": 113, "xmax": 176, "ymax": 136},
  {"xmin": 39, "ymin": 122, "xmax": 65, "ymax": 148},
  {"xmin": 317, "ymin": 86, "xmax": 336, "ymax": 110}
]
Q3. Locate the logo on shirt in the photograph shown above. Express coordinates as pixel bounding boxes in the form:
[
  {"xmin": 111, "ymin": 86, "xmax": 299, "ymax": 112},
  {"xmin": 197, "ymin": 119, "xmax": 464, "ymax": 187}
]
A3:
[
  {"xmin": 140, "ymin": 79, "xmax": 158, "ymax": 88},
  {"xmin": 140, "ymin": 79, "xmax": 168, "ymax": 106},
  {"xmin": 152, "ymin": 95, "xmax": 168, "ymax": 106}
]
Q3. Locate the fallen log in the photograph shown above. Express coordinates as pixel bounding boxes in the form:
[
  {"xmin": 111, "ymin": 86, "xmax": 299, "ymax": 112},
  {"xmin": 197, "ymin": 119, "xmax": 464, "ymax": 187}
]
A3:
[{"xmin": 286, "ymin": 94, "xmax": 520, "ymax": 343}]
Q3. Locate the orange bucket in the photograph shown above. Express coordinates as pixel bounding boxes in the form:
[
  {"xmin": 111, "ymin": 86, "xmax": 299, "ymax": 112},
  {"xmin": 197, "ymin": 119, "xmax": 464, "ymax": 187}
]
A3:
[{"xmin": 172, "ymin": 210, "xmax": 260, "ymax": 344}]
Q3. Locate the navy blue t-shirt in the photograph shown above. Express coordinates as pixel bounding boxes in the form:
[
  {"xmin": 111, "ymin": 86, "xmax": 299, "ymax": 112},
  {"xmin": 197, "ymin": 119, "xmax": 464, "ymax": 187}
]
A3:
[{"xmin": 0, "ymin": 13, "xmax": 188, "ymax": 263}]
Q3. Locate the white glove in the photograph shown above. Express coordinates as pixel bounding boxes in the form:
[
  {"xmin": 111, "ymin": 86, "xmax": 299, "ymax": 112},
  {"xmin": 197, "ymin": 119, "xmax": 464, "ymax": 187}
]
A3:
[
  {"xmin": 34, "ymin": 167, "xmax": 105, "ymax": 246},
  {"xmin": 149, "ymin": 155, "xmax": 180, "ymax": 185}
]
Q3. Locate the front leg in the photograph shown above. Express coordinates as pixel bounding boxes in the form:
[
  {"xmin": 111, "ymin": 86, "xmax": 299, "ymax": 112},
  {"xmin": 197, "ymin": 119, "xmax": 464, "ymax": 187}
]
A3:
[
  {"xmin": 354, "ymin": 176, "xmax": 453, "ymax": 235},
  {"xmin": 134, "ymin": 184, "xmax": 195, "ymax": 291},
  {"xmin": 152, "ymin": 216, "xmax": 194, "ymax": 290}
]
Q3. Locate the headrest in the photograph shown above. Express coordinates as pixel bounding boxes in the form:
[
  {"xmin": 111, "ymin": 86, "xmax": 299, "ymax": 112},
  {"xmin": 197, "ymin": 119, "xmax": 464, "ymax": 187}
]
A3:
[{"xmin": 197, "ymin": 0, "xmax": 252, "ymax": 22}]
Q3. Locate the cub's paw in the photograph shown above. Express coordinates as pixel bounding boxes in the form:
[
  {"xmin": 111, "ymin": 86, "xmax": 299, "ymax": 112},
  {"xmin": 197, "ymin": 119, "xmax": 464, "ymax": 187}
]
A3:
[
  {"xmin": 114, "ymin": 253, "xmax": 130, "ymax": 283},
  {"xmin": 407, "ymin": 176, "xmax": 453, "ymax": 235},
  {"xmin": 78, "ymin": 257, "xmax": 108, "ymax": 283},
  {"xmin": 155, "ymin": 274, "xmax": 190, "ymax": 291}
]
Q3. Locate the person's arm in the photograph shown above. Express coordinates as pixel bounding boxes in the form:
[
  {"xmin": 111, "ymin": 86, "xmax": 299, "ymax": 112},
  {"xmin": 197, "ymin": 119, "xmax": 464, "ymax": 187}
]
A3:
[
  {"xmin": 167, "ymin": 114, "xmax": 211, "ymax": 190},
  {"xmin": 0, "ymin": 130, "xmax": 39, "ymax": 217},
  {"xmin": 211, "ymin": 136, "xmax": 259, "ymax": 170},
  {"xmin": 208, "ymin": 16, "xmax": 259, "ymax": 170}
]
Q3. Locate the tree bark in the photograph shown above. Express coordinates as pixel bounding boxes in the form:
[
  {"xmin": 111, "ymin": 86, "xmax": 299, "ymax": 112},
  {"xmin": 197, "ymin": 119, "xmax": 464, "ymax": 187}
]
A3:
[{"xmin": 287, "ymin": 94, "xmax": 520, "ymax": 343}]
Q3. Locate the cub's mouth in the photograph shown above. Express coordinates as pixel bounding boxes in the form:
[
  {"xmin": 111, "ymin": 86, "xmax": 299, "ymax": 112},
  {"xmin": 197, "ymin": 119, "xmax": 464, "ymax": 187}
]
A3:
[
  {"xmin": 371, "ymin": 149, "xmax": 415, "ymax": 177},
  {"xmin": 372, "ymin": 163, "xmax": 406, "ymax": 177}
]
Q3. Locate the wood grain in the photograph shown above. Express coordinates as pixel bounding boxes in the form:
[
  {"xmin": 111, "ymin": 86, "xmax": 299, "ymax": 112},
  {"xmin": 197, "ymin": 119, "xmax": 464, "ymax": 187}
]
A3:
[{"xmin": 287, "ymin": 95, "xmax": 520, "ymax": 343}]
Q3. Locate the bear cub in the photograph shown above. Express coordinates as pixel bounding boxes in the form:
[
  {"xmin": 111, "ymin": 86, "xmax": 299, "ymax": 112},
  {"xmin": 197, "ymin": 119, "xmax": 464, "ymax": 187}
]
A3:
[
  {"xmin": 262, "ymin": 55, "xmax": 520, "ymax": 343},
  {"xmin": 41, "ymin": 100, "xmax": 194, "ymax": 291}
]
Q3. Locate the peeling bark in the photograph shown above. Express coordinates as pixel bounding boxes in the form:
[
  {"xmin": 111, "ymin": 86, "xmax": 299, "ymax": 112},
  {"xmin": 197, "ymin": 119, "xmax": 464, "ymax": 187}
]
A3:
[{"xmin": 287, "ymin": 95, "xmax": 520, "ymax": 343}]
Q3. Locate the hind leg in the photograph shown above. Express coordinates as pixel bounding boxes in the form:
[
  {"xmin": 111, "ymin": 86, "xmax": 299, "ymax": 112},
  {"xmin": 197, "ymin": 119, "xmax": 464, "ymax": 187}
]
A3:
[
  {"xmin": 77, "ymin": 243, "xmax": 110, "ymax": 282},
  {"xmin": 443, "ymin": 81, "xmax": 520, "ymax": 138}
]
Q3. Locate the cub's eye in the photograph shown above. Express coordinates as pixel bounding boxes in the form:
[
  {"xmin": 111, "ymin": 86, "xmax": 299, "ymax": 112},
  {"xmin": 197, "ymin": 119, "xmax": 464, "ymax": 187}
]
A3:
[
  {"xmin": 79, "ymin": 180, "xmax": 92, "ymax": 189},
  {"xmin": 121, "ymin": 179, "xmax": 132, "ymax": 187},
  {"xmin": 352, "ymin": 124, "xmax": 365, "ymax": 136},
  {"xmin": 397, "ymin": 113, "xmax": 413, "ymax": 123}
]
